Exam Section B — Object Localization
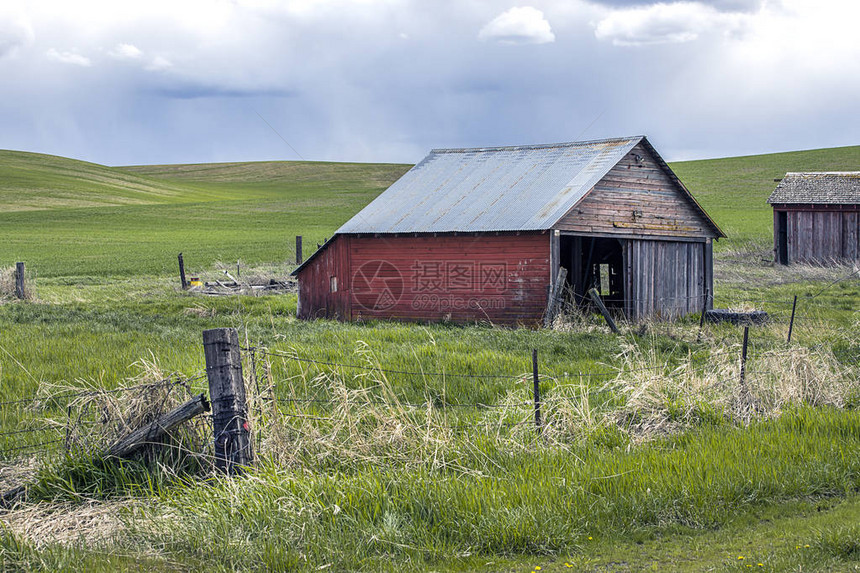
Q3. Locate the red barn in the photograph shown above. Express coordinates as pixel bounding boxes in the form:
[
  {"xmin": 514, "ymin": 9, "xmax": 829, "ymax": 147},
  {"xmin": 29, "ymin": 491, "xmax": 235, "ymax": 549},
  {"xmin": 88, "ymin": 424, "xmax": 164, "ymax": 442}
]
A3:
[{"xmin": 292, "ymin": 136, "xmax": 724, "ymax": 325}]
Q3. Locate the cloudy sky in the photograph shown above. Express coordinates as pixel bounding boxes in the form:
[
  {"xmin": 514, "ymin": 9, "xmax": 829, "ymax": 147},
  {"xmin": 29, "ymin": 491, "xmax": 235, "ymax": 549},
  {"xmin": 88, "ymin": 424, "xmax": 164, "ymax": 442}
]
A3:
[{"xmin": 1, "ymin": 0, "xmax": 858, "ymax": 165}]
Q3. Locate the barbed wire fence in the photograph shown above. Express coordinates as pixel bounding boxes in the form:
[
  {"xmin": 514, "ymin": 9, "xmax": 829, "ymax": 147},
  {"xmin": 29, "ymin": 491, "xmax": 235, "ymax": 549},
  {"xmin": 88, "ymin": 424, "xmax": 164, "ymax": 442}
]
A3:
[
  {"xmin": 0, "ymin": 266, "xmax": 856, "ymax": 469},
  {"xmin": 238, "ymin": 328, "xmax": 844, "ymax": 446},
  {"xmin": 0, "ymin": 373, "xmax": 207, "ymax": 461}
]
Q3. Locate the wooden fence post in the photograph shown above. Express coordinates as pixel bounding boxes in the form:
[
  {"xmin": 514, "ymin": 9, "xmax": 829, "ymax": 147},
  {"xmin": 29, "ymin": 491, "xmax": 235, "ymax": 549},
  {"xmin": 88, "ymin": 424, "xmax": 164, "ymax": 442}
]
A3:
[
  {"xmin": 296, "ymin": 236, "xmax": 303, "ymax": 265},
  {"xmin": 14, "ymin": 262, "xmax": 25, "ymax": 299},
  {"xmin": 699, "ymin": 287, "xmax": 709, "ymax": 330},
  {"xmin": 532, "ymin": 349, "xmax": 542, "ymax": 435},
  {"xmin": 739, "ymin": 326, "xmax": 750, "ymax": 389},
  {"xmin": 696, "ymin": 287, "xmax": 709, "ymax": 343},
  {"xmin": 178, "ymin": 253, "xmax": 188, "ymax": 290},
  {"xmin": 203, "ymin": 328, "xmax": 253, "ymax": 473},
  {"xmin": 787, "ymin": 295, "xmax": 798, "ymax": 344},
  {"xmin": 587, "ymin": 287, "xmax": 620, "ymax": 334}
]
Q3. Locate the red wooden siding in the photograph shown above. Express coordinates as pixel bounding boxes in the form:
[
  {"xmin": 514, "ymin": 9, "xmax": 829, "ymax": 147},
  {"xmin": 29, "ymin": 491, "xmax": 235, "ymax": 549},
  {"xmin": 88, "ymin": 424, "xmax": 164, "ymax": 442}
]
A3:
[
  {"xmin": 626, "ymin": 239, "xmax": 708, "ymax": 320},
  {"xmin": 775, "ymin": 206, "xmax": 860, "ymax": 264},
  {"xmin": 296, "ymin": 236, "xmax": 352, "ymax": 320},
  {"xmin": 297, "ymin": 232, "xmax": 551, "ymax": 325},
  {"xmin": 555, "ymin": 143, "xmax": 714, "ymax": 239}
]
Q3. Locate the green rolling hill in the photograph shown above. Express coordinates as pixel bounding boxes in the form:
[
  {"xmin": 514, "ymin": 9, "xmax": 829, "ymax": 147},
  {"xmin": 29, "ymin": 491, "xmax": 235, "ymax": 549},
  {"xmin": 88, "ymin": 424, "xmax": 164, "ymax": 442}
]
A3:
[
  {"xmin": 672, "ymin": 145, "xmax": 860, "ymax": 244},
  {"xmin": 0, "ymin": 144, "xmax": 857, "ymax": 277}
]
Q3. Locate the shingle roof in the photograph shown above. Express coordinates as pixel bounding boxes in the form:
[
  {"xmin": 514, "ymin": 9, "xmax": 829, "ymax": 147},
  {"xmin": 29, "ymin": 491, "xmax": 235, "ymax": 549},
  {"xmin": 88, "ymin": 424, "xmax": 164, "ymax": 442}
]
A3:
[
  {"xmin": 337, "ymin": 136, "xmax": 644, "ymax": 234},
  {"xmin": 768, "ymin": 172, "xmax": 860, "ymax": 205}
]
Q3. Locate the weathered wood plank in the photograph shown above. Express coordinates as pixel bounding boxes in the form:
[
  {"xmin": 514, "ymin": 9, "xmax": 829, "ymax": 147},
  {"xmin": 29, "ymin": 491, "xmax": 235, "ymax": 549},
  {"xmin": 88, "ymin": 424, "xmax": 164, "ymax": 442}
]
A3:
[
  {"xmin": 555, "ymin": 143, "xmax": 717, "ymax": 240},
  {"xmin": 845, "ymin": 212, "xmax": 858, "ymax": 260},
  {"xmin": 107, "ymin": 394, "xmax": 210, "ymax": 459}
]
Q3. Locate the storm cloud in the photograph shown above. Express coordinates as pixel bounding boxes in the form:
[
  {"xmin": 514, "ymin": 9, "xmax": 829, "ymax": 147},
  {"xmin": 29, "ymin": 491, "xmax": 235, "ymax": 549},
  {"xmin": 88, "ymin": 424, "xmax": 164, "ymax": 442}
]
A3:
[{"xmin": 0, "ymin": 0, "xmax": 857, "ymax": 166}]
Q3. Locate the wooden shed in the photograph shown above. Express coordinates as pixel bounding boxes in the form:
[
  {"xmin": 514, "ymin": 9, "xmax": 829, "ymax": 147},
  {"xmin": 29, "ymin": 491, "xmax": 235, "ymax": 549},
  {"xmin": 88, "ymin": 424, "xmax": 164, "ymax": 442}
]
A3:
[
  {"xmin": 292, "ymin": 136, "xmax": 725, "ymax": 325},
  {"xmin": 769, "ymin": 172, "xmax": 860, "ymax": 265}
]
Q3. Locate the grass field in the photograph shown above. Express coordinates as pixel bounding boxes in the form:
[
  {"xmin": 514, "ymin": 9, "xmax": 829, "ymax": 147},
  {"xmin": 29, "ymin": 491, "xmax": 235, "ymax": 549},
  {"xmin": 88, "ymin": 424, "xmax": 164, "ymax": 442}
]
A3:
[
  {"xmin": 0, "ymin": 150, "xmax": 410, "ymax": 277},
  {"xmin": 0, "ymin": 145, "xmax": 858, "ymax": 572},
  {"xmin": 1, "ymin": 144, "xmax": 858, "ymax": 277}
]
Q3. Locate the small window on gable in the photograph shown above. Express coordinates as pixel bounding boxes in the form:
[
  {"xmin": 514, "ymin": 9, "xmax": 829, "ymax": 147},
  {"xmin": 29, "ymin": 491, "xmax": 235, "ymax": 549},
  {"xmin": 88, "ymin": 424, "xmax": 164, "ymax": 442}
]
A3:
[{"xmin": 330, "ymin": 276, "xmax": 338, "ymax": 293}]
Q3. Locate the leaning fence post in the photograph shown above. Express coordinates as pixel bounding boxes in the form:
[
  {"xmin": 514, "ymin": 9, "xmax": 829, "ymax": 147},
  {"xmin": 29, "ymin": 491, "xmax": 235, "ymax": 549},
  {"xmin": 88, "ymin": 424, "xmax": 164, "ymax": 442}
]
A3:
[
  {"xmin": 296, "ymin": 236, "xmax": 303, "ymax": 265},
  {"xmin": 787, "ymin": 295, "xmax": 798, "ymax": 344},
  {"xmin": 587, "ymin": 287, "xmax": 620, "ymax": 334},
  {"xmin": 698, "ymin": 287, "xmax": 709, "ymax": 332},
  {"xmin": 178, "ymin": 253, "xmax": 188, "ymax": 290},
  {"xmin": 739, "ymin": 325, "xmax": 750, "ymax": 389},
  {"xmin": 14, "ymin": 262, "xmax": 26, "ymax": 299},
  {"xmin": 203, "ymin": 328, "xmax": 253, "ymax": 473},
  {"xmin": 532, "ymin": 349, "xmax": 542, "ymax": 435}
]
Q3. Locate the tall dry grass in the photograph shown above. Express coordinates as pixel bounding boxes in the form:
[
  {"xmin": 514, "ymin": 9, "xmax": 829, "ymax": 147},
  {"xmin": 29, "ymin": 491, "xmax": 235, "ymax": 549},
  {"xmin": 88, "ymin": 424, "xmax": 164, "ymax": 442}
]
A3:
[
  {"xmin": 241, "ymin": 335, "xmax": 859, "ymax": 472},
  {"xmin": 43, "ymin": 357, "xmax": 209, "ymax": 462},
  {"xmin": 608, "ymin": 337, "xmax": 857, "ymax": 439}
]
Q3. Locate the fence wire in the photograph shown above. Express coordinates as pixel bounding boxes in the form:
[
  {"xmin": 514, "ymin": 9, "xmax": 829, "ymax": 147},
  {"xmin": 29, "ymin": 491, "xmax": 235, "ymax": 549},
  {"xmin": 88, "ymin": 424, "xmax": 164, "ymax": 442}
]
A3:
[
  {"xmin": 2, "ymin": 268, "xmax": 854, "ymax": 460},
  {"xmin": 1, "ymin": 372, "xmax": 206, "ymax": 458}
]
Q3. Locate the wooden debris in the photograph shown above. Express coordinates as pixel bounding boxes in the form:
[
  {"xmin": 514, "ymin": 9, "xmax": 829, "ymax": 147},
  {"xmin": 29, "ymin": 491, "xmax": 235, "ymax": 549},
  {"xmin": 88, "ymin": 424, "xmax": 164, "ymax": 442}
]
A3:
[{"xmin": 106, "ymin": 393, "xmax": 210, "ymax": 459}]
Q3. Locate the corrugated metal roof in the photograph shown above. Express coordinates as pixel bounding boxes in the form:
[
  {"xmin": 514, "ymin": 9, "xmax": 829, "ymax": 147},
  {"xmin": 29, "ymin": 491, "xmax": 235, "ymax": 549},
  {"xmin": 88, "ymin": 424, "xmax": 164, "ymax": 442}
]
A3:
[
  {"xmin": 768, "ymin": 172, "xmax": 860, "ymax": 204},
  {"xmin": 337, "ymin": 136, "xmax": 644, "ymax": 234}
]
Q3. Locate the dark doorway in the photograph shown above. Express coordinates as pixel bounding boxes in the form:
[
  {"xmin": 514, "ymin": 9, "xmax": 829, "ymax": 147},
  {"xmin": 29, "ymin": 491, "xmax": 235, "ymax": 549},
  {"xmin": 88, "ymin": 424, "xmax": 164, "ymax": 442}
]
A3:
[
  {"xmin": 777, "ymin": 211, "xmax": 788, "ymax": 264},
  {"xmin": 560, "ymin": 235, "xmax": 625, "ymax": 309}
]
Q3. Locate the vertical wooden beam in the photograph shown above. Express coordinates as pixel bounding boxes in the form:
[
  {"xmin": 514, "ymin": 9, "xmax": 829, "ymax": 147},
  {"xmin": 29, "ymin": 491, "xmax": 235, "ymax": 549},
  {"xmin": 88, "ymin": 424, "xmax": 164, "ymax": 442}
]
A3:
[
  {"xmin": 296, "ymin": 235, "xmax": 303, "ymax": 265},
  {"xmin": 203, "ymin": 328, "xmax": 253, "ymax": 473},
  {"xmin": 703, "ymin": 240, "xmax": 713, "ymax": 310},
  {"xmin": 178, "ymin": 253, "xmax": 188, "ymax": 290},
  {"xmin": 570, "ymin": 236, "xmax": 583, "ymax": 304},
  {"xmin": 549, "ymin": 230, "xmax": 560, "ymax": 290},
  {"xmin": 14, "ymin": 262, "xmax": 25, "ymax": 300}
]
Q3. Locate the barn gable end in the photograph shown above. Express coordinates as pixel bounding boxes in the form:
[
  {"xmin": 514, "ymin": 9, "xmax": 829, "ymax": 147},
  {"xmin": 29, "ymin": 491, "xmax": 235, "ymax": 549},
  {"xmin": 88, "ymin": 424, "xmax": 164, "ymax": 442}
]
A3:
[{"xmin": 554, "ymin": 143, "xmax": 719, "ymax": 240}]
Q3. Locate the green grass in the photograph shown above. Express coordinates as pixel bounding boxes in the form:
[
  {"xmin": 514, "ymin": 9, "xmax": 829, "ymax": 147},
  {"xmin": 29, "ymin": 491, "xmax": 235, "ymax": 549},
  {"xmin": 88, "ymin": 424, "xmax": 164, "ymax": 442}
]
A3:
[
  {"xmin": 0, "ymin": 144, "xmax": 859, "ymax": 571},
  {"xmin": 0, "ymin": 150, "xmax": 410, "ymax": 277},
  {"xmin": 3, "ymin": 408, "xmax": 859, "ymax": 571}
]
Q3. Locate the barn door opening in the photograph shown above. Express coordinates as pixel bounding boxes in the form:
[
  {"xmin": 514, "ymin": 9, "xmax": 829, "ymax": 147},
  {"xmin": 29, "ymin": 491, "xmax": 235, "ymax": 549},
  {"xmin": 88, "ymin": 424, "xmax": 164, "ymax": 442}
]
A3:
[
  {"xmin": 777, "ymin": 211, "xmax": 788, "ymax": 264},
  {"xmin": 560, "ymin": 235, "xmax": 625, "ymax": 310}
]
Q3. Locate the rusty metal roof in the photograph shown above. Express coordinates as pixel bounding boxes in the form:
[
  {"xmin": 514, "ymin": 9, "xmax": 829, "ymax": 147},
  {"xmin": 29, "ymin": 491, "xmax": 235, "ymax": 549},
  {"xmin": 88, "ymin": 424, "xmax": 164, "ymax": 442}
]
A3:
[
  {"xmin": 337, "ymin": 136, "xmax": 644, "ymax": 234},
  {"xmin": 768, "ymin": 172, "xmax": 860, "ymax": 204}
]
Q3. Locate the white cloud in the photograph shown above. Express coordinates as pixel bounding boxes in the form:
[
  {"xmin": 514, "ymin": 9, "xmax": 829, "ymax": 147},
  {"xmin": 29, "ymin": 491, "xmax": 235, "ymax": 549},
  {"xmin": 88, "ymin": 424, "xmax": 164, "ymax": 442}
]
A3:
[
  {"xmin": 1, "ymin": 0, "xmax": 859, "ymax": 166},
  {"xmin": 46, "ymin": 48, "xmax": 92, "ymax": 67},
  {"xmin": 145, "ymin": 55, "xmax": 173, "ymax": 71},
  {"xmin": 109, "ymin": 43, "xmax": 143, "ymax": 59},
  {"xmin": 479, "ymin": 6, "xmax": 556, "ymax": 45},
  {"xmin": 0, "ymin": 6, "xmax": 34, "ymax": 58},
  {"xmin": 593, "ymin": 2, "xmax": 747, "ymax": 46}
]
